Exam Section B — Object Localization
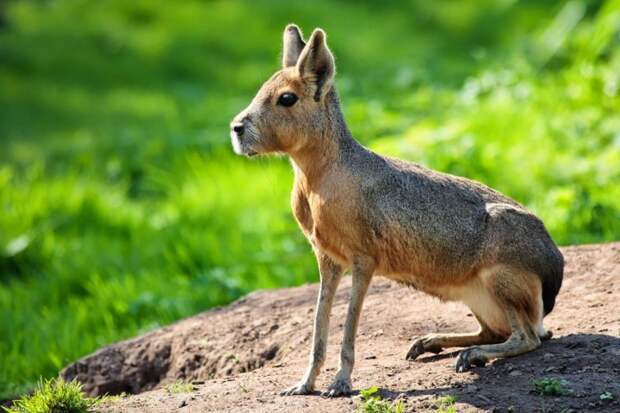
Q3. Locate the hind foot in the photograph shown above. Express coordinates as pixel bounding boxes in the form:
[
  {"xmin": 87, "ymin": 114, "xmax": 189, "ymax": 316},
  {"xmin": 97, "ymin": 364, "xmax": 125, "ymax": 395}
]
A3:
[
  {"xmin": 455, "ymin": 309, "xmax": 542, "ymax": 372},
  {"xmin": 406, "ymin": 334, "xmax": 443, "ymax": 360},
  {"xmin": 455, "ymin": 347, "xmax": 488, "ymax": 372},
  {"xmin": 406, "ymin": 327, "xmax": 503, "ymax": 361}
]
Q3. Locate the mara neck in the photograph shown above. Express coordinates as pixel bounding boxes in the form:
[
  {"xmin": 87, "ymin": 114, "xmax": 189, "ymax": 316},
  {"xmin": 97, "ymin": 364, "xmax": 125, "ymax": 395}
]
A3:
[{"xmin": 288, "ymin": 89, "xmax": 360, "ymax": 188}]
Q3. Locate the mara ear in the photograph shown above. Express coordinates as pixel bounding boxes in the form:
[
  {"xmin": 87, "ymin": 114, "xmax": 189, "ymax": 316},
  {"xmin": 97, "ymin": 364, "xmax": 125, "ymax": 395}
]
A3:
[
  {"xmin": 296, "ymin": 28, "xmax": 335, "ymax": 102},
  {"xmin": 282, "ymin": 24, "xmax": 306, "ymax": 68}
]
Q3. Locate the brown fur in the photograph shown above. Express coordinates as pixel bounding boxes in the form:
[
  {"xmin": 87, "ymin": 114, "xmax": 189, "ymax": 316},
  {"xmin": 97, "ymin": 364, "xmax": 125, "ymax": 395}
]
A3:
[{"xmin": 230, "ymin": 24, "xmax": 564, "ymax": 396}]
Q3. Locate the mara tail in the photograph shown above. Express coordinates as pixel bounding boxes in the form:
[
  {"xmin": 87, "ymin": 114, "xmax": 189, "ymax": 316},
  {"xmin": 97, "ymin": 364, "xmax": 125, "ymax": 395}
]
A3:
[{"xmin": 540, "ymin": 247, "xmax": 564, "ymax": 316}]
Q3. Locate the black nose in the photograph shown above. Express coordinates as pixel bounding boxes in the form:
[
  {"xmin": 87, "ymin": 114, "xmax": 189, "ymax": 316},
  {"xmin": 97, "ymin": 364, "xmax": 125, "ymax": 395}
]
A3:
[{"xmin": 232, "ymin": 123, "xmax": 244, "ymax": 135}]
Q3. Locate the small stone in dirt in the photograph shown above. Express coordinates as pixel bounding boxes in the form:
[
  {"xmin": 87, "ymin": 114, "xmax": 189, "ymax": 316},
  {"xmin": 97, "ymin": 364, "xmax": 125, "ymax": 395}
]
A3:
[
  {"xmin": 365, "ymin": 354, "xmax": 377, "ymax": 359},
  {"xmin": 178, "ymin": 399, "xmax": 187, "ymax": 408},
  {"xmin": 543, "ymin": 353, "xmax": 554, "ymax": 360},
  {"xmin": 478, "ymin": 394, "xmax": 492, "ymax": 404},
  {"xmin": 260, "ymin": 343, "xmax": 279, "ymax": 360},
  {"xmin": 508, "ymin": 370, "xmax": 522, "ymax": 376},
  {"xmin": 603, "ymin": 345, "xmax": 620, "ymax": 356}
]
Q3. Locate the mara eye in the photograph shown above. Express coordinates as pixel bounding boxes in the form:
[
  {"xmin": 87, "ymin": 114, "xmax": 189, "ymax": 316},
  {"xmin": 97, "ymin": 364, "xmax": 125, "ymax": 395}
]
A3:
[{"xmin": 277, "ymin": 92, "xmax": 298, "ymax": 107}]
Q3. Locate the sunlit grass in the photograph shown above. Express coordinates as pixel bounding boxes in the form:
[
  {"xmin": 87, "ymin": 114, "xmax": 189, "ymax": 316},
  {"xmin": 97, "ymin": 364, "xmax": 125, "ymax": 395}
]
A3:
[
  {"xmin": 0, "ymin": 154, "xmax": 314, "ymax": 398},
  {"xmin": 165, "ymin": 380, "xmax": 195, "ymax": 395},
  {"xmin": 3, "ymin": 378, "xmax": 100, "ymax": 413}
]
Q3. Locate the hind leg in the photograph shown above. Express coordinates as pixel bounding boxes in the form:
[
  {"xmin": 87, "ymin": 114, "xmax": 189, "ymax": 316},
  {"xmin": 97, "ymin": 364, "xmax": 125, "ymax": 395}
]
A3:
[
  {"xmin": 456, "ymin": 306, "xmax": 541, "ymax": 371},
  {"xmin": 406, "ymin": 315, "xmax": 504, "ymax": 360},
  {"xmin": 455, "ymin": 266, "xmax": 545, "ymax": 372}
]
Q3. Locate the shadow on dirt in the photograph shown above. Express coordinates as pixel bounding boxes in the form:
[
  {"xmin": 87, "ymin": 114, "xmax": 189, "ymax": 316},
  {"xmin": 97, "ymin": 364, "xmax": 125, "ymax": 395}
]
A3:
[{"xmin": 379, "ymin": 334, "xmax": 620, "ymax": 412}]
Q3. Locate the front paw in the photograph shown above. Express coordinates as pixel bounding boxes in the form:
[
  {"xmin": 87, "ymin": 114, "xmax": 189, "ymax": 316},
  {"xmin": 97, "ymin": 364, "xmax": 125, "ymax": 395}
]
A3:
[
  {"xmin": 455, "ymin": 347, "xmax": 487, "ymax": 372},
  {"xmin": 280, "ymin": 381, "xmax": 314, "ymax": 396},
  {"xmin": 321, "ymin": 378, "xmax": 352, "ymax": 397}
]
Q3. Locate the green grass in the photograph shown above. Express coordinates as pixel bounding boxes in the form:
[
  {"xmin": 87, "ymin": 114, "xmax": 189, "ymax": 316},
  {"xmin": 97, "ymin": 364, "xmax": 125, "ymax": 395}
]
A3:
[
  {"xmin": 433, "ymin": 395, "xmax": 458, "ymax": 413},
  {"xmin": 357, "ymin": 387, "xmax": 405, "ymax": 413},
  {"xmin": 1, "ymin": 0, "xmax": 619, "ymax": 400},
  {"xmin": 165, "ymin": 380, "xmax": 195, "ymax": 395},
  {"xmin": 532, "ymin": 378, "xmax": 573, "ymax": 396},
  {"xmin": 600, "ymin": 391, "xmax": 615, "ymax": 401},
  {"xmin": 3, "ymin": 378, "xmax": 100, "ymax": 413}
]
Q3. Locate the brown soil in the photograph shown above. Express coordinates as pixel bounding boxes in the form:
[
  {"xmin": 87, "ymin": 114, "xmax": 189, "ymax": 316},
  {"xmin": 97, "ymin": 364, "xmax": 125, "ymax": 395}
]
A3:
[{"xmin": 61, "ymin": 243, "xmax": 620, "ymax": 412}]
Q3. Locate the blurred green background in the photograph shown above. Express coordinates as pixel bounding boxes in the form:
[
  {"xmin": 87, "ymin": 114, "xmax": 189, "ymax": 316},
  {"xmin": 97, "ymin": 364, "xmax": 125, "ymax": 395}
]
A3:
[{"xmin": 1, "ymin": 0, "xmax": 619, "ymax": 398}]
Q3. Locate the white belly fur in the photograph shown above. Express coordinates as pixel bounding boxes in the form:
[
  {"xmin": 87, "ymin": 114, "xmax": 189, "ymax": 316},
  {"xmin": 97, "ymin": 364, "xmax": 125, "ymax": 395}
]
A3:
[{"xmin": 441, "ymin": 275, "xmax": 511, "ymax": 337}]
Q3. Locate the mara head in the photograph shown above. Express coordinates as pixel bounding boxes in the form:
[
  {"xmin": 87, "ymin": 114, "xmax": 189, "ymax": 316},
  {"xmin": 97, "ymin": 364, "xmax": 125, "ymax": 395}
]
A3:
[{"xmin": 230, "ymin": 24, "xmax": 338, "ymax": 158}]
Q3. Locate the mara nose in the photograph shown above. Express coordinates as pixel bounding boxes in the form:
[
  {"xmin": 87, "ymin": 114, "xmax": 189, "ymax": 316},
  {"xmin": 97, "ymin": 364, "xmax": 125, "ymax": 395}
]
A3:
[{"xmin": 231, "ymin": 123, "xmax": 244, "ymax": 135}]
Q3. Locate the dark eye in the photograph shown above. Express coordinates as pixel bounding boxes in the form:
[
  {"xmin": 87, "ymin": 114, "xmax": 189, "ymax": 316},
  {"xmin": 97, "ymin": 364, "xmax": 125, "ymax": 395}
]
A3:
[{"xmin": 277, "ymin": 92, "xmax": 298, "ymax": 107}]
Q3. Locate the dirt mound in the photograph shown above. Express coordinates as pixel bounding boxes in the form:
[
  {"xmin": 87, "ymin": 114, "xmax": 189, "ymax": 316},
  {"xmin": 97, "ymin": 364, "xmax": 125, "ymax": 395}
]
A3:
[{"xmin": 61, "ymin": 243, "xmax": 620, "ymax": 412}]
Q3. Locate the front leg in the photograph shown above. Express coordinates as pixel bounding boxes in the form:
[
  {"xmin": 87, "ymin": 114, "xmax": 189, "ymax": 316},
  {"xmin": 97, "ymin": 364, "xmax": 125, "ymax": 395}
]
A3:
[
  {"xmin": 281, "ymin": 253, "xmax": 343, "ymax": 396},
  {"xmin": 323, "ymin": 257, "xmax": 374, "ymax": 397}
]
